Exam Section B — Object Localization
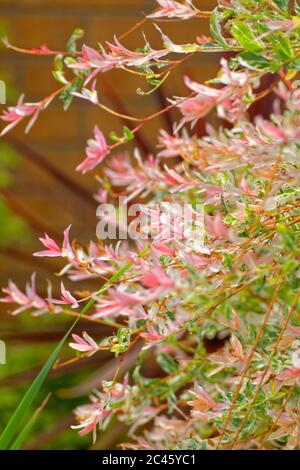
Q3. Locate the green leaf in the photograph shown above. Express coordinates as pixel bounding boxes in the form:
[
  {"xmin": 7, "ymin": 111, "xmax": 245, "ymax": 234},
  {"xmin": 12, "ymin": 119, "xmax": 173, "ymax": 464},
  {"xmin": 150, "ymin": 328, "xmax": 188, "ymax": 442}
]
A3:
[
  {"xmin": 277, "ymin": 223, "xmax": 296, "ymax": 250},
  {"xmin": 238, "ymin": 52, "xmax": 273, "ymax": 71},
  {"xmin": 269, "ymin": 33, "xmax": 294, "ymax": 61},
  {"xmin": 54, "ymin": 54, "xmax": 64, "ymax": 71},
  {"xmin": 288, "ymin": 58, "xmax": 300, "ymax": 70},
  {"xmin": 109, "ymin": 126, "xmax": 134, "ymax": 143},
  {"xmin": 53, "ymin": 56, "xmax": 68, "ymax": 85},
  {"xmin": 109, "ymin": 131, "xmax": 121, "ymax": 143},
  {"xmin": 123, "ymin": 126, "xmax": 134, "ymax": 142},
  {"xmin": 231, "ymin": 21, "xmax": 264, "ymax": 52},
  {"xmin": 273, "ymin": 0, "xmax": 289, "ymax": 12},
  {"xmin": 157, "ymin": 353, "xmax": 179, "ymax": 374},
  {"xmin": 52, "ymin": 71, "xmax": 69, "ymax": 85},
  {"xmin": 201, "ymin": 42, "xmax": 226, "ymax": 50},
  {"xmin": 295, "ymin": 1, "xmax": 300, "ymax": 16},
  {"xmin": 67, "ymin": 28, "xmax": 84, "ymax": 53},
  {"xmin": 210, "ymin": 8, "xmax": 229, "ymax": 49},
  {"xmin": 110, "ymin": 328, "xmax": 131, "ymax": 357},
  {"xmin": 59, "ymin": 77, "xmax": 84, "ymax": 110}
]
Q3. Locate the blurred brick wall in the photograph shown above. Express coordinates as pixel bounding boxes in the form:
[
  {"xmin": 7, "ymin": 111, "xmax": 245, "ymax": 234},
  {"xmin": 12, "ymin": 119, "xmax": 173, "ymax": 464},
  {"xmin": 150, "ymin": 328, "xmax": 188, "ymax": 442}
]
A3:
[{"xmin": 0, "ymin": 0, "xmax": 217, "ymax": 285}]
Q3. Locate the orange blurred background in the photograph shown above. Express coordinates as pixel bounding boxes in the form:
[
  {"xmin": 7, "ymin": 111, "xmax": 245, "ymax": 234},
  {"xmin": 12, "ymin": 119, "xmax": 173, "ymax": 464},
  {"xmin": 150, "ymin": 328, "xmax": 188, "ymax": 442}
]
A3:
[{"xmin": 0, "ymin": 0, "xmax": 218, "ymax": 284}]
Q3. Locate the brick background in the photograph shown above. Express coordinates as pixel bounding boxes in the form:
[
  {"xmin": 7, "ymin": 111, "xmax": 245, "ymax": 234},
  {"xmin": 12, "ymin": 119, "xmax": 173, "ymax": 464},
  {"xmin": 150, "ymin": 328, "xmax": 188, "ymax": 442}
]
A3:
[{"xmin": 0, "ymin": 0, "xmax": 218, "ymax": 288}]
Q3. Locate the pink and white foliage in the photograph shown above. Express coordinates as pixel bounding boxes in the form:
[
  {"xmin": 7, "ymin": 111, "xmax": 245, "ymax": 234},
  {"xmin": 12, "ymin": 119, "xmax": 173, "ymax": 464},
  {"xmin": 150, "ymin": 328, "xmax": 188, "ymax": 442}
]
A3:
[
  {"xmin": 0, "ymin": 94, "xmax": 43, "ymax": 136},
  {"xmin": 48, "ymin": 282, "xmax": 79, "ymax": 309},
  {"xmin": 175, "ymin": 60, "xmax": 252, "ymax": 130},
  {"xmin": 0, "ymin": 275, "xmax": 80, "ymax": 316},
  {"xmin": 34, "ymin": 225, "xmax": 74, "ymax": 259},
  {"xmin": 0, "ymin": 273, "xmax": 50, "ymax": 316},
  {"xmin": 72, "ymin": 375, "xmax": 129, "ymax": 442},
  {"xmin": 76, "ymin": 126, "xmax": 109, "ymax": 174},
  {"xmin": 104, "ymin": 151, "xmax": 164, "ymax": 201},
  {"xmin": 148, "ymin": 0, "xmax": 198, "ymax": 20},
  {"xmin": 69, "ymin": 332, "xmax": 100, "ymax": 355},
  {"xmin": 2, "ymin": 0, "xmax": 300, "ymax": 451},
  {"xmin": 67, "ymin": 38, "xmax": 168, "ymax": 76}
]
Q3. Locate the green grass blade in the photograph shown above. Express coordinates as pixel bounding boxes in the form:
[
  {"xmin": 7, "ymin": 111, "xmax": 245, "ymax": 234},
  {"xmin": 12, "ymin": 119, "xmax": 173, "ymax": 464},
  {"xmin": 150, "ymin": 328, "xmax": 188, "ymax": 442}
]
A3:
[
  {"xmin": 9, "ymin": 394, "xmax": 51, "ymax": 450},
  {"xmin": 9, "ymin": 415, "xmax": 37, "ymax": 450},
  {"xmin": 0, "ymin": 325, "xmax": 73, "ymax": 450},
  {"xmin": 0, "ymin": 261, "xmax": 133, "ymax": 450}
]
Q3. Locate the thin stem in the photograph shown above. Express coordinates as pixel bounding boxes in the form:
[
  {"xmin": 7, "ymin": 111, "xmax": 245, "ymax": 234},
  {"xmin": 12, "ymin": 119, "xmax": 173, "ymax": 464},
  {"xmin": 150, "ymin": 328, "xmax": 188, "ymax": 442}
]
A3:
[
  {"xmin": 258, "ymin": 385, "xmax": 295, "ymax": 450},
  {"xmin": 228, "ymin": 286, "xmax": 300, "ymax": 449},
  {"xmin": 216, "ymin": 277, "xmax": 284, "ymax": 449}
]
